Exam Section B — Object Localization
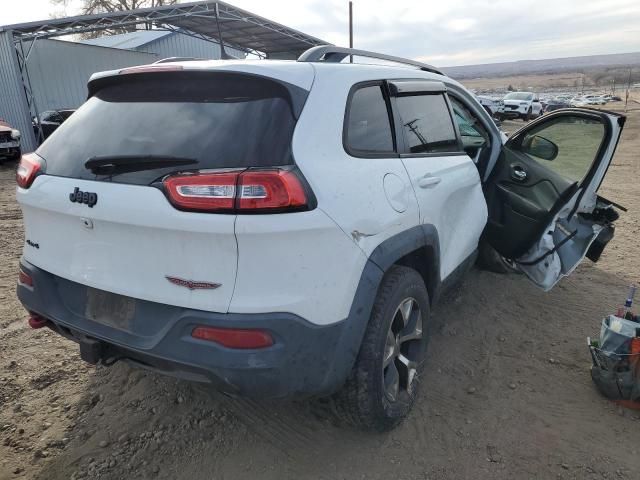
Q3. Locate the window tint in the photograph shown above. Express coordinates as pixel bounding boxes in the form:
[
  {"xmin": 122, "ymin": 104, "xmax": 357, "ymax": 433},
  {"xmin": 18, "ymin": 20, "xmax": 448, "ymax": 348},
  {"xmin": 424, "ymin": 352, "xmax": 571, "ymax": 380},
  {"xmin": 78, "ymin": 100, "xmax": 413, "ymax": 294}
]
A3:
[
  {"xmin": 37, "ymin": 72, "xmax": 301, "ymax": 185},
  {"xmin": 345, "ymin": 85, "xmax": 394, "ymax": 154},
  {"xmin": 517, "ymin": 115, "xmax": 605, "ymax": 182},
  {"xmin": 395, "ymin": 94, "xmax": 458, "ymax": 154}
]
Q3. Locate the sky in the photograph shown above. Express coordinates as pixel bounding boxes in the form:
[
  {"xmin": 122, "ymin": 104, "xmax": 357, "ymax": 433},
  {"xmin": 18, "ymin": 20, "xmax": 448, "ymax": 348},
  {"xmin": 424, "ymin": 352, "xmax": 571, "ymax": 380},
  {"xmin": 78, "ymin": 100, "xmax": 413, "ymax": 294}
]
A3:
[{"xmin": 1, "ymin": 0, "xmax": 640, "ymax": 66}]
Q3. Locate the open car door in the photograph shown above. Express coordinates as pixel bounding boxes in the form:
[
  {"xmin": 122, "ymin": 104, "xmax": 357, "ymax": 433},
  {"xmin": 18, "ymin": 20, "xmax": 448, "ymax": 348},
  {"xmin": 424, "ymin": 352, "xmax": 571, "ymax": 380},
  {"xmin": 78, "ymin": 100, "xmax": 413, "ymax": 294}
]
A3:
[{"xmin": 483, "ymin": 108, "xmax": 625, "ymax": 290}]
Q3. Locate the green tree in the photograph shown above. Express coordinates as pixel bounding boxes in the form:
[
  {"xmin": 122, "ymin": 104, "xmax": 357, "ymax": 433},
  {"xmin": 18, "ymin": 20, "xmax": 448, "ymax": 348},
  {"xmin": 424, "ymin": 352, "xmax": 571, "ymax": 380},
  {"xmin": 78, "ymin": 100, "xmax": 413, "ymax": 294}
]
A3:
[{"xmin": 51, "ymin": 0, "xmax": 180, "ymax": 38}]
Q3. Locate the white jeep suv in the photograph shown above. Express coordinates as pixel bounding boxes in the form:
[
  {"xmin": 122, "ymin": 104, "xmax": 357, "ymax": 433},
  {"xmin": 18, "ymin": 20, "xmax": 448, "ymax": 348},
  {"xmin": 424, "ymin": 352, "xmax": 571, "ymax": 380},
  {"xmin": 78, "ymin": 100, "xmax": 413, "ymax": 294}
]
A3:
[
  {"xmin": 502, "ymin": 91, "xmax": 544, "ymax": 120},
  {"xmin": 16, "ymin": 47, "xmax": 625, "ymax": 431}
]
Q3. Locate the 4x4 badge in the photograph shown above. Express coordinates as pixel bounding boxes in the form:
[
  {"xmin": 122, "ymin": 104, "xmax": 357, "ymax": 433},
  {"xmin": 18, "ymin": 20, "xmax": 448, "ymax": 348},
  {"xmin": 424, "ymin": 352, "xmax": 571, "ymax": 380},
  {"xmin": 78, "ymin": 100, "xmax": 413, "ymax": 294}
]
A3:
[{"xmin": 165, "ymin": 276, "xmax": 221, "ymax": 290}]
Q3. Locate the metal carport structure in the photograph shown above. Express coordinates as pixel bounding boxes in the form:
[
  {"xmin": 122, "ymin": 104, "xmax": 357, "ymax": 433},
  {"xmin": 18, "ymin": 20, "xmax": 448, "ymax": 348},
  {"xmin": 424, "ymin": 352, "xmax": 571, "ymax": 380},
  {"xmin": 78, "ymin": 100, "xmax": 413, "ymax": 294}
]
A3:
[{"xmin": 0, "ymin": 0, "xmax": 329, "ymax": 152}]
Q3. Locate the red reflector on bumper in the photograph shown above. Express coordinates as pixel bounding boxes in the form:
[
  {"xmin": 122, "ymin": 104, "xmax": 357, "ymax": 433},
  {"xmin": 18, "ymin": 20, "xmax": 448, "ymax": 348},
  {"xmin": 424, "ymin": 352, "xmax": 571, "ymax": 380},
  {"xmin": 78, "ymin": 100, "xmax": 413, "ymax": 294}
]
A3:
[
  {"xmin": 191, "ymin": 326, "xmax": 274, "ymax": 349},
  {"xmin": 18, "ymin": 269, "xmax": 33, "ymax": 287}
]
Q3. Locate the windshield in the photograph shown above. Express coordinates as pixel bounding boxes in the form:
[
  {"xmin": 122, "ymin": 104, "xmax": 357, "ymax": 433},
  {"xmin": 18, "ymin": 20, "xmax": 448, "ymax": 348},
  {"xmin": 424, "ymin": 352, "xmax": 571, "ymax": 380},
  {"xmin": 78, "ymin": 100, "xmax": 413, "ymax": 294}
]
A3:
[
  {"xmin": 38, "ymin": 72, "xmax": 304, "ymax": 185},
  {"xmin": 504, "ymin": 92, "xmax": 534, "ymax": 101}
]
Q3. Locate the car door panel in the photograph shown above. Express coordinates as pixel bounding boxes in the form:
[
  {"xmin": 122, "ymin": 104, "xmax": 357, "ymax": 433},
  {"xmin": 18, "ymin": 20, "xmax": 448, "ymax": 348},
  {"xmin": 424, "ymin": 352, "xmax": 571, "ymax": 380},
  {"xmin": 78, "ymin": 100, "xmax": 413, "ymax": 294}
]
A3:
[
  {"xmin": 390, "ymin": 81, "xmax": 487, "ymax": 280},
  {"xmin": 484, "ymin": 108, "xmax": 625, "ymax": 289},
  {"xmin": 485, "ymin": 144, "xmax": 580, "ymax": 258},
  {"xmin": 403, "ymin": 155, "xmax": 485, "ymax": 278}
]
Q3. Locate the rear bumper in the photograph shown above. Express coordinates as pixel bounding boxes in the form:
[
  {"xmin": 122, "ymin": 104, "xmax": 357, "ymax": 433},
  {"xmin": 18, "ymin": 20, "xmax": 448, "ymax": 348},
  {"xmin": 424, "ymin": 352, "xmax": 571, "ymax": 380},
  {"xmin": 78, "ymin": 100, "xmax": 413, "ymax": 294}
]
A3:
[{"xmin": 17, "ymin": 260, "xmax": 364, "ymax": 399}]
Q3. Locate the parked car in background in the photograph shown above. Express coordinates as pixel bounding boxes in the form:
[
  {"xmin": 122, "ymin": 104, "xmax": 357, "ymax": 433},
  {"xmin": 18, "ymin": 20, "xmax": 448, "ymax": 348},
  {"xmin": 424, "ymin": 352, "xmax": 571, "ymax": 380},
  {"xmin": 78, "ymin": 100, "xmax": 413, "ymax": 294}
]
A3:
[
  {"xmin": 501, "ymin": 91, "xmax": 543, "ymax": 120},
  {"xmin": 543, "ymin": 98, "xmax": 572, "ymax": 113},
  {"xmin": 476, "ymin": 95, "xmax": 504, "ymax": 118},
  {"xmin": 33, "ymin": 109, "xmax": 76, "ymax": 142},
  {"xmin": 582, "ymin": 94, "xmax": 606, "ymax": 105},
  {"xmin": 0, "ymin": 119, "xmax": 21, "ymax": 164},
  {"xmin": 570, "ymin": 96, "xmax": 590, "ymax": 107}
]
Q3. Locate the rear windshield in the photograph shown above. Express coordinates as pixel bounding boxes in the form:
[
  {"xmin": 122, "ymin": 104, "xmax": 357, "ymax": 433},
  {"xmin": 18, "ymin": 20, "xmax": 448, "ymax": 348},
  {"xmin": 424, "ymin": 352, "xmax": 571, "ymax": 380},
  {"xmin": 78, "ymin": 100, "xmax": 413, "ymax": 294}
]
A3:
[{"xmin": 38, "ymin": 72, "xmax": 303, "ymax": 185}]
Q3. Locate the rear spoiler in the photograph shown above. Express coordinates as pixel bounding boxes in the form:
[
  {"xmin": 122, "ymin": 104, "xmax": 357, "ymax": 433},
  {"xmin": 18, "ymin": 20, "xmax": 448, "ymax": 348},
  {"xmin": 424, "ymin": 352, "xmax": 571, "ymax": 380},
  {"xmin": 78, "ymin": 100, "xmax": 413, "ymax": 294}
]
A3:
[{"xmin": 85, "ymin": 67, "xmax": 311, "ymax": 119}]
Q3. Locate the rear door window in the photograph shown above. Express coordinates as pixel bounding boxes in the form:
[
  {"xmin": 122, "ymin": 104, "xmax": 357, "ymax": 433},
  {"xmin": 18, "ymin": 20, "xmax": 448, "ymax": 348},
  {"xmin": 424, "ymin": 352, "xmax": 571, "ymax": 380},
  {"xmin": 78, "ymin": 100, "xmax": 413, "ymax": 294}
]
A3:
[
  {"xmin": 395, "ymin": 94, "xmax": 459, "ymax": 154},
  {"xmin": 37, "ymin": 72, "xmax": 304, "ymax": 185},
  {"xmin": 344, "ymin": 84, "xmax": 395, "ymax": 155},
  {"xmin": 448, "ymin": 96, "xmax": 490, "ymax": 150}
]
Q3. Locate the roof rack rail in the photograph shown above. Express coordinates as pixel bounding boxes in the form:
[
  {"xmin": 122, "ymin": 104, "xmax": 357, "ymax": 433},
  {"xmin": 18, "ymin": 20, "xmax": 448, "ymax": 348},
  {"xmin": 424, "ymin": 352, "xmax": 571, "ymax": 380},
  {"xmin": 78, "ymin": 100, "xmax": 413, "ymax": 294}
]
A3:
[
  {"xmin": 297, "ymin": 46, "xmax": 444, "ymax": 76},
  {"xmin": 153, "ymin": 57, "xmax": 205, "ymax": 64}
]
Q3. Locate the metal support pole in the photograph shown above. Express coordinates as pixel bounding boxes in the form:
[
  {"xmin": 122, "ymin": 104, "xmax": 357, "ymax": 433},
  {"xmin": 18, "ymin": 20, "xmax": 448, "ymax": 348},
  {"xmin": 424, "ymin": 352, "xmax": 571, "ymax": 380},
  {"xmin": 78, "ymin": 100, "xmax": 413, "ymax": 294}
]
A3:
[
  {"xmin": 625, "ymin": 68, "xmax": 632, "ymax": 112},
  {"xmin": 348, "ymin": 1, "xmax": 353, "ymax": 63},
  {"xmin": 15, "ymin": 37, "xmax": 44, "ymax": 144}
]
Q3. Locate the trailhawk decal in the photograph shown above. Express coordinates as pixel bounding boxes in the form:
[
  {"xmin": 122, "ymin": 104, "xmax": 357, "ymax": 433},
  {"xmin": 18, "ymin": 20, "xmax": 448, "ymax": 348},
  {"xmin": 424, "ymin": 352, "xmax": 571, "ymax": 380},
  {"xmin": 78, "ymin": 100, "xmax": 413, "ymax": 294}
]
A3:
[{"xmin": 165, "ymin": 276, "xmax": 221, "ymax": 290}]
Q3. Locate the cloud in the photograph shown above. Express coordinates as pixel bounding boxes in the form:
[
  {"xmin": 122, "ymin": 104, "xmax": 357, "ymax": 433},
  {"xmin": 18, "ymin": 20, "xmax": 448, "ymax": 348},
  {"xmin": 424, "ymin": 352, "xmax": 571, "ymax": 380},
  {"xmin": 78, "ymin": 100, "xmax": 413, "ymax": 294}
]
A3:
[
  {"xmin": 445, "ymin": 19, "xmax": 477, "ymax": 33},
  {"xmin": 232, "ymin": 0, "xmax": 640, "ymax": 66}
]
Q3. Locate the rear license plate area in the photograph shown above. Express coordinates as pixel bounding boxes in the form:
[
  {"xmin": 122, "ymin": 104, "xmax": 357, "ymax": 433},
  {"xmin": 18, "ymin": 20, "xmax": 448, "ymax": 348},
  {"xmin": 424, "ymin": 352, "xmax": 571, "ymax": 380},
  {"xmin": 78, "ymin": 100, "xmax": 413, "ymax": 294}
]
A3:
[{"xmin": 85, "ymin": 287, "xmax": 136, "ymax": 331}]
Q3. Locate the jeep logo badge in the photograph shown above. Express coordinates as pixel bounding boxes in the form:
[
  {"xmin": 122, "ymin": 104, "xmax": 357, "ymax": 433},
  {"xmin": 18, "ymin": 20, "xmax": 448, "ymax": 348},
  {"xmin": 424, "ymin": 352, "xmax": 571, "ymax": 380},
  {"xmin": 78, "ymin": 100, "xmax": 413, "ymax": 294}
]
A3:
[{"xmin": 69, "ymin": 187, "xmax": 98, "ymax": 208}]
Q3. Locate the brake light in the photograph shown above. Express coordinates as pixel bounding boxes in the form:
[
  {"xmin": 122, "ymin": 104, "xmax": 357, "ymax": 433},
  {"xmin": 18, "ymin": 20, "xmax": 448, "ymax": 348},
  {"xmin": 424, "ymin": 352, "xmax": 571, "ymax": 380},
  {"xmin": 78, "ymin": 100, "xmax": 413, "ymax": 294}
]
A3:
[
  {"xmin": 120, "ymin": 65, "xmax": 183, "ymax": 74},
  {"xmin": 163, "ymin": 169, "xmax": 310, "ymax": 213},
  {"xmin": 191, "ymin": 326, "xmax": 274, "ymax": 349},
  {"xmin": 238, "ymin": 170, "xmax": 307, "ymax": 210},
  {"xmin": 16, "ymin": 154, "xmax": 44, "ymax": 189}
]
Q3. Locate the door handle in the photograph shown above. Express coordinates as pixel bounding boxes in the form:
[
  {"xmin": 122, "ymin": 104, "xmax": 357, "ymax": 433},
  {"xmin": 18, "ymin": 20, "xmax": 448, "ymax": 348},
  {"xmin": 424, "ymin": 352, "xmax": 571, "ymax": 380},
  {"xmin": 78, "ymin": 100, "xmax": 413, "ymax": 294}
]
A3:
[
  {"xmin": 417, "ymin": 175, "xmax": 442, "ymax": 188},
  {"xmin": 511, "ymin": 166, "xmax": 527, "ymax": 181}
]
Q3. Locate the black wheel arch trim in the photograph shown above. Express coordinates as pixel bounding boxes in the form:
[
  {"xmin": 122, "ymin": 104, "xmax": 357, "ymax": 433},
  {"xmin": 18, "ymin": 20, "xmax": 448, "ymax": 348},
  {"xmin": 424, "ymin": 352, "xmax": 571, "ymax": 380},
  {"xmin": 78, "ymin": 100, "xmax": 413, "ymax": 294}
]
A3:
[{"xmin": 337, "ymin": 225, "xmax": 442, "ymax": 387}]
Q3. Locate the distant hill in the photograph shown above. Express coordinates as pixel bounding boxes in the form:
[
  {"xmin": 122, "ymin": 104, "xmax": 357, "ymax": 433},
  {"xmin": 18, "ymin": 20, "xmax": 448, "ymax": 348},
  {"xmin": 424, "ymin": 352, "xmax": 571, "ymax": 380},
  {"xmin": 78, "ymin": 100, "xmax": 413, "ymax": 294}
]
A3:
[{"xmin": 442, "ymin": 52, "xmax": 640, "ymax": 79}]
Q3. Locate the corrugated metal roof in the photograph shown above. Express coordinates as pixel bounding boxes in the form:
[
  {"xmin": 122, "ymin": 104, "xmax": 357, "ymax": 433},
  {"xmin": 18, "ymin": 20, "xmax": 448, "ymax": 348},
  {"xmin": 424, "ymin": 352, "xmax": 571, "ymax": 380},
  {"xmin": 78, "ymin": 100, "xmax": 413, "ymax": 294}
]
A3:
[
  {"xmin": 80, "ymin": 30, "xmax": 172, "ymax": 49},
  {"xmin": 1, "ymin": 1, "xmax": 329, "ymax": 58}
]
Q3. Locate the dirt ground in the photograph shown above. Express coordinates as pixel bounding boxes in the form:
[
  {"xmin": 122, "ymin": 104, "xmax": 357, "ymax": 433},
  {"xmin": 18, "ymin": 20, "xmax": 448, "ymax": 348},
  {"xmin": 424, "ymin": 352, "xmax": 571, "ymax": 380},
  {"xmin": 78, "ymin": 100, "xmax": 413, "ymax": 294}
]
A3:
[{"xmin": 1, "ymin": 106, "xmax": 640, "ymax": 480}]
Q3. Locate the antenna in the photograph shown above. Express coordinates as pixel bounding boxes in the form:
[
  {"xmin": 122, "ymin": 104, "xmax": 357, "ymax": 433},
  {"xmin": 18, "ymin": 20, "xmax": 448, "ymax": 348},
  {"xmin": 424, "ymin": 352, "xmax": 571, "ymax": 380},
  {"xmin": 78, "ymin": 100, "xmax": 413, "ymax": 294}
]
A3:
[{"xmin": 215, "ymin": 2, "xmax": 235, "ymax": 60}]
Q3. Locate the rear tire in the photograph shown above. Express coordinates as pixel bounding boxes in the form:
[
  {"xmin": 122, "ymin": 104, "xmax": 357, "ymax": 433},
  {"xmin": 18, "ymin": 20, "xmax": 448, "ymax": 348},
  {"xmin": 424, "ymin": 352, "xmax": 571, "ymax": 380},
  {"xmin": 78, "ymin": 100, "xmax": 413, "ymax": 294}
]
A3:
[{"xmin": 332, "ymin": 266, "xmax": 430, "ymax": 431}]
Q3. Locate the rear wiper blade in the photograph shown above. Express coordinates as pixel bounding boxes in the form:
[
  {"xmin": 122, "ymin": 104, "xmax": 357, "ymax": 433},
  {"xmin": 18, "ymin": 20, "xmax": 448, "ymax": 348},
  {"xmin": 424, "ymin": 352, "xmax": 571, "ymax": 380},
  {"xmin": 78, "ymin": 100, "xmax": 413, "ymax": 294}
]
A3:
[{"xmin": 85, "ymin": 155, "xmax": 197, "ymax": 175}]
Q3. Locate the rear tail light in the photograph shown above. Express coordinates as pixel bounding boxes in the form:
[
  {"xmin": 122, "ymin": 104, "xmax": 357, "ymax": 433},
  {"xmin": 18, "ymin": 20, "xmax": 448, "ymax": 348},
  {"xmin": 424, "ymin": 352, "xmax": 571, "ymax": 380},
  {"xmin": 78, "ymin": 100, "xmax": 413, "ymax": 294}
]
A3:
[
  {"xmin": 238, "ymin": 170, "xmax": 307, "ymax": 210},
  {"xmin": 16, "ymin": 153, "xmax": 45, "ymax": 189},
  {"xmin": 163, "ymin": 168, "xmax": 312, "ymax": 213},
  {"xmin": 191, "ymin": 326, "xmax": 274, "ymax": 349},
  {"xmin": 18, "ymin": 268, "xmax": 33, "ymax": 287},
  {"xmin": 164, "ymin": 171, "xmax": 237, "ymax": 212}
]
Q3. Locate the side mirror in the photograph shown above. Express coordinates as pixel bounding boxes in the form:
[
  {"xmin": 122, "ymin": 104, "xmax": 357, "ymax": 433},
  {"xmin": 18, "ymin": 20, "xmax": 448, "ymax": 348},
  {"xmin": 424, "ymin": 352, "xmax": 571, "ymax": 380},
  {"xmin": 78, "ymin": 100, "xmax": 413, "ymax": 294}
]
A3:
[{"xmin": 522, "ymin": 134, "xmax": 558, "ymax": 160}]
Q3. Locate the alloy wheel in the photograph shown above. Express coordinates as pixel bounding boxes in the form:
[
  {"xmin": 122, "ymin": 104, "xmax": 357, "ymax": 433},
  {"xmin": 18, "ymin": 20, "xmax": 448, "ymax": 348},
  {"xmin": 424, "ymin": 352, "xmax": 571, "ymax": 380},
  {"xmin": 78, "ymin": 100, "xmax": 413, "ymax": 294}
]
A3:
[{"xmin": 382, "ymin": 297, "xmax": 423, "ymax": 403}]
